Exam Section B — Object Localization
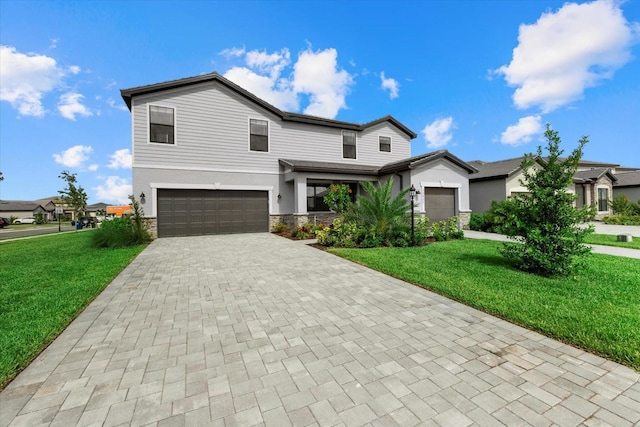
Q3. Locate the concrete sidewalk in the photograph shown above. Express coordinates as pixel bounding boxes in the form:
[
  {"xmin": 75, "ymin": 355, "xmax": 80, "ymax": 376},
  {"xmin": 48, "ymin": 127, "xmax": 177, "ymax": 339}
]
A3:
[
  {"xmin": 464, "ymin": 229, "xmax": 640, "ymax": 259},
  {"xmin": 1, "ymin": 234, "xmax": 639, "ymax": 426}
]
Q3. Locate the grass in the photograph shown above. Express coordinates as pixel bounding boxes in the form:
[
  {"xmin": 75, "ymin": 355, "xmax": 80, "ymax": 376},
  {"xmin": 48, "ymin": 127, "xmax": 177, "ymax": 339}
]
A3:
[
  {"xmin": 329, "ymin": 239, "xmax": 640, "ymax": 370},
  {"xmin": 0, "ymin": 232, "xmax": 146, "ymax": 389},
  {"xmin": 585, "ymin": 233, "xmax": 640, "ymax": 250}
]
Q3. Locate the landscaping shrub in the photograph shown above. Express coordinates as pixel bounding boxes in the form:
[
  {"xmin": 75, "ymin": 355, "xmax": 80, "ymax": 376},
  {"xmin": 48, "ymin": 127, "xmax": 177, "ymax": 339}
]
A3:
[
  {"xmin": 467, "ymin": 213, "xmax": 487, "ymax": 231},
  {"xmin": 431, "ymin": 217, "xmax": 464, "ymax": 241},
  {"xmin": 91, "ymin": 196, "xmax": 151, "ymax": 248},
  {"xmin": 316, "ymin": 218, "xmax": 365, "ymax": 247},
  {"xmin": 92, "ymin": 217, "xmax": 137, "ymax": 248},
  {"xmin": 602, "ymin": 215, "xmax": 640, "ymax": 225},
  {"xmin": 271, "ymin": 222, "xmax": 289, "ymax": 235}
]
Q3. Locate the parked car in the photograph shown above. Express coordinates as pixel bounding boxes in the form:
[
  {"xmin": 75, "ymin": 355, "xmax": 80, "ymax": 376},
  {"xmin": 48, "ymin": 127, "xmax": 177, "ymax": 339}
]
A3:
[
  {"xmin": 78, "ymin": 216, "xmax": 97, "ymax": 228},
  {"xmin": 13, "ymin": 217, "xmax": 37, "ymax": 224},
  {"xmin": 0, "ymin": 217, "xmax": 10, "ymax": 228}
]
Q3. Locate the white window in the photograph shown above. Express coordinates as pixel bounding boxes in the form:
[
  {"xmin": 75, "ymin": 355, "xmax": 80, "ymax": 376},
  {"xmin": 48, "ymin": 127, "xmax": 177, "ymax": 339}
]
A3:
[
  {"xmin": 149, "ymin": 105, "xmax": 175, "ymax": 144},
  {"xmin": 379, "ymin": 136, "xmax": 391, "ymax": 152},
  {"xmin": 342, "ymin": 130, "xmax": 356, "ymax": 159},
  {"xmin": 250, "ymin": 119, "xmax": 269, "ymax": 152}
]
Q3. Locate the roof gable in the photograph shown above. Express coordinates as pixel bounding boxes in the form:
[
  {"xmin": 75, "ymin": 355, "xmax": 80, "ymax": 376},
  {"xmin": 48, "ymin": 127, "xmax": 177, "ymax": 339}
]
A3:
[{"xmin": 120, "ymin": 72, "xmax": 417, "ymax": 139}]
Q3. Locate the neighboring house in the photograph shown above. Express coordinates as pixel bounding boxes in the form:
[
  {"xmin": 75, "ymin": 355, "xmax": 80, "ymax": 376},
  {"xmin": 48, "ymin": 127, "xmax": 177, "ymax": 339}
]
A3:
[
  {"xmin": 468, "ymin": 157, "xmax": 619, "ymax": 220},
  {"xmin": 120, "ymin": 72, "xmax": 476, "ymax": 238},
  {"xmin": 613, "ymin": 170, "xmax": 640, "ymax": 203},
  {"xmin": 0, "ymin": 201, "xmax": 46, "ymax": 220},
  {"xmin": 86, "ymin": 202, "xmax": 109, "ymax": 217}
]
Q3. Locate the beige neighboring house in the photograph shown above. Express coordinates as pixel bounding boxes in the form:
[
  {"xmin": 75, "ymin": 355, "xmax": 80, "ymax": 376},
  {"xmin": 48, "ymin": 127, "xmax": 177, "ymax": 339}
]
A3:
[
  {"xmin": 468, "ymin": 157, "xmax": 619, "ymax": 220},
  {"xmin": 0, "ymin": 201, "xmax": 46, "ymax": 221},
  {"xmin": 613, "ymin": 170, "xmax": 640, "ymax": 203}
]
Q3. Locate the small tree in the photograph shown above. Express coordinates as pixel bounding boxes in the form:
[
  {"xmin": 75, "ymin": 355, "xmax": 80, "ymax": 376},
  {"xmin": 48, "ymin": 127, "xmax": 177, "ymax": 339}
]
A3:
[
  {"xmin": 500, "ymin": 124, "xmax": 595, "ymax": 277},
  {"xmin": 58, "ymin": 170, "xmax": 88, "ymax": 220},
  {"xmin": 128, "ymin": 194, "xmax": 151, "ymax": 244},
  {"xmin": 323, "ymin": 183, "xmax": 353, "ymax": 214}
]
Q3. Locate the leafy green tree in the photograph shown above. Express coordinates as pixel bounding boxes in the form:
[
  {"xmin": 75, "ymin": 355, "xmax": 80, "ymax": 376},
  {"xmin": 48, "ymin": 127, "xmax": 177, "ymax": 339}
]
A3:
[
  {"xmin": 346, "ymin": 178, "xmax": 410, "ymax": 244},
  {"xmin": 58, "ymin": 170, "xmax": 88, "ymax": 220},
  {"xmin": 500, "ymin": 124, "xmax": 595, "ymax": 277}
]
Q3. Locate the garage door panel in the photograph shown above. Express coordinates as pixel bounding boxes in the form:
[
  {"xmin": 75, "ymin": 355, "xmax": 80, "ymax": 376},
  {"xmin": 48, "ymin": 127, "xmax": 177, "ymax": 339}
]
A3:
[
  {"xmin": 424, "ymin": 187, "xmax": 456, "ymax": 224},
  {"xmin": 157, "ymin": 189, "xmax": 268, "ymax": 237}
]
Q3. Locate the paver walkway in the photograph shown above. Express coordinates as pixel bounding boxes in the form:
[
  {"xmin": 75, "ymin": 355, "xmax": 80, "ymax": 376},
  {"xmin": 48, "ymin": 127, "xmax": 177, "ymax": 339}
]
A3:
[{"xmin": 1, "ymin": 234, "xmax": 638, "ymax": 426}]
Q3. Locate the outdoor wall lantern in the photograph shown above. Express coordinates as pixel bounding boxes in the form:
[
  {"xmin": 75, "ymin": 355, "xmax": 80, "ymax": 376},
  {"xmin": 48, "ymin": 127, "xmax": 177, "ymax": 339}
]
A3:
[{"xmin": 139, "ymin": 192, "xmax": 146, "ymax": 203}]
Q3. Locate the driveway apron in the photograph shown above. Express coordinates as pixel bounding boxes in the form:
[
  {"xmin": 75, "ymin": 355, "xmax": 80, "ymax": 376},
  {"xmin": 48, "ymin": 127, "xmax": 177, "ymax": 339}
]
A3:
[{"xmin": 1, "ymin": 233, "xmax": 638, "ymax": 426}]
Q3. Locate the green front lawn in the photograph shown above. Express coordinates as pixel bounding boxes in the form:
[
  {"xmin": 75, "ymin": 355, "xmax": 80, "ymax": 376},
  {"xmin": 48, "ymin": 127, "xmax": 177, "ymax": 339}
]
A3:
[
  {"xmin": 585, "ymin": 233, "xmax": 640, "ymax": 250},
  {"xmin": 330, "ymin": 239, "xmax": 640, "ymax": 370},
  {"xmin": 0, "ymin": 232, "xmax": 146, "ymax": 389}
]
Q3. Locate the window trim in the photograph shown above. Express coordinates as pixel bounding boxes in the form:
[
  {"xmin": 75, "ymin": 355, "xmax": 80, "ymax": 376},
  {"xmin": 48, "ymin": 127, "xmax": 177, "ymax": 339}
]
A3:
[
  {"xmin": 379, "ymin": 135, "xmax": 392, "ymax": 153},
  {"xmin": 248, "ymin": 117, "xmax": 270, "ymax": 153},
  {"xmin": 342, "ymin": 130, "xmax": 357, "ymax": 159},
  {"xmin": 148, "ymin": 104, "xmax": 176, "ymax": 145},
  {"xmin": 597, "ymin": 186, "xmax": 609, "ymax": 213}
]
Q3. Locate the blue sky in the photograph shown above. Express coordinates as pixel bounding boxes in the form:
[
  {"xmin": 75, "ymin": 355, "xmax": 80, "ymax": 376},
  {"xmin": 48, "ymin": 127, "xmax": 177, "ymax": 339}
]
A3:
[{"xmin": 1, "ymin": 0, "xmax": 639, "ymax": 204}]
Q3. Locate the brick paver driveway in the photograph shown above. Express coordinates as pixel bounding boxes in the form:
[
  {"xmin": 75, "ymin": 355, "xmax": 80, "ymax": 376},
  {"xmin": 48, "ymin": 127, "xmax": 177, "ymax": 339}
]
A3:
[{"xmin": 1, "ymin": 234, "xmax": 638, "ymax": 426}]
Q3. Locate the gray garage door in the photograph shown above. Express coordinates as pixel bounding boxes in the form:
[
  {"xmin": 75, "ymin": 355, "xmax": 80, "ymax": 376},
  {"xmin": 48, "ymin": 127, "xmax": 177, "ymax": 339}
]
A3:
[
  {"xmin": 424, "ymin": 187, "xmax": 456, "ymax": 223},
  {"xmin": 157, "ymin": 189, "xmax": 268, "ymax": 238}
]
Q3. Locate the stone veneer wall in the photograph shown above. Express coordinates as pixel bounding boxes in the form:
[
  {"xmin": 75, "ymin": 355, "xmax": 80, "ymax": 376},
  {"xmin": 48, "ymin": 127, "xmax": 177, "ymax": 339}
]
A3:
[
  {"xmin": 270, "ymin": 213, "xmax": 340, "ymax": 230},
  {"xmin": 458, "ymin": 211, "xmax": 471, "ymax": 230},
  {"xmin": 147, "ymin": 217, "xmax": 158, "ymax": 239}
]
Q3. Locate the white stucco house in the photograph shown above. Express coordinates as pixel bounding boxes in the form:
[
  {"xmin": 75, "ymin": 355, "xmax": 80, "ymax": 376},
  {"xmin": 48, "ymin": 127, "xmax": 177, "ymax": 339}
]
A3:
[{"xmin": 121, "ymin": 72, "xmax": 476, "ymax": 238}]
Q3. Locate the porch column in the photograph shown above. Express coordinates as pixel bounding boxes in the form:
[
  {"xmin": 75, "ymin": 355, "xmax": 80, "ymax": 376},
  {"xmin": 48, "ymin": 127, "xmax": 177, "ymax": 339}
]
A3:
[{"xmin": 294, "ymin": 176, "xmax": 307, "ymax": 214}]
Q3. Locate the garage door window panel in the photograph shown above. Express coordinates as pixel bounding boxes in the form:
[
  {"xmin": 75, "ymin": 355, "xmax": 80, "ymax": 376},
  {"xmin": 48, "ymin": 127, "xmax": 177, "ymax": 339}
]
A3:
[{"xmin": 424, "ymin": 187, "xmax": 456, "ymax": 223}]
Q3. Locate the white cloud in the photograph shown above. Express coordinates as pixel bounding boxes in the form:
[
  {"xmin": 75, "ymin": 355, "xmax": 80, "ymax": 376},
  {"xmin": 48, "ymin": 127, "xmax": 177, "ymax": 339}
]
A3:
[
  {"xmin": 221, "ymin": 46, "xmax": 354, "ymax": 119},
  {"xmin": 0, "ymin": 45, "xmax": 64, "ymax": 116},
  {"xmin": 422, "ymin": 117, "xmax": 454, "ymax": 149},
  {"xmin": 245, "ymin": 48, "xmax": 290, "ymax": 80},
  {"xmin": 496, "ymin": 0, "xmax": 639, "ymax": 112},
  {"xmin": 53, "ymin": 145, "xmax": 93, "ymax": 168},
  {"xmin": 380, "ymin": 72, "xmax": 399, "ymax": 99},
  {"xmin": 292, "ymin": 48, "xmax": 353, "ymax": 118},
  {"xmin": 220, "ymin": 46, "xmax": 246, "ymax": 59},
  {"xmin": 224, "ymin": 66, "xmax": 298, "ymax": 111},
  {"xmin": 68, "ymin": 65, "xmax": 81, "ymax": 74},
  {"xmin": 108, "ymin": 149, "xmax": 132, "ymax": 169},
  {"xmin": 94, "ymin": 176, "xmax": 132, "ymax": 204},
  {"xmin": 107, "ymin": 97, "xmax": 128, "ymax": 111},
  {"xmin": 88, "ymin": 164, "xmax": 99, "ymax": 172},
  {"xmin": 500, "ymin": 115, "xmax": 543, "ymax": 146},
  {"xmin": 58, "ymin": 92, "xmax": 92, "ymax": 120}
]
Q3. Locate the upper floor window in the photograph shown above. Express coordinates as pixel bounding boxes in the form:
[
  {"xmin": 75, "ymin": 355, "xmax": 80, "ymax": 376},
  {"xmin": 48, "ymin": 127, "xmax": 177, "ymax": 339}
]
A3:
[
  {"xmin": 149, "ymin": 105, "xmax": 175, "ymax": 144},
  {"xmin": 250, "ymin": 119, "xmax": 269, "ymax": 152},
  {"xmin": 379, "ymin": 136, "xmax": 391, "ymax": 152},
  {"xmin": 598, "ymin": 187, "xmax": 609, "ymax": 212},
  {"xmin": 342, "ymin": 130, "xmax": 356, "ymax": 159}
]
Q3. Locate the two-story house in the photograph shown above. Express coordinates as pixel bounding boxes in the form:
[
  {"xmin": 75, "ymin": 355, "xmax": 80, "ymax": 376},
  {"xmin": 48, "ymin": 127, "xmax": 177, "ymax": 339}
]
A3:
[
  {"xmin": 121, "ymin": 72, "xmax": 476, "ymax": 238},
  {"xmin": 468, "ymin": 157, "xmax": 618, "ymax": 220}
]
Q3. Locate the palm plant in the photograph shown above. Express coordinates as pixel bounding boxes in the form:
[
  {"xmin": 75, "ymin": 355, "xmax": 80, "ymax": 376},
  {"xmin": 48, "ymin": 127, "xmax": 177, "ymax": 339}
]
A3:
[{"xmin": 346, "ymin": 178, "xmax": 411, "ymax": 242}]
